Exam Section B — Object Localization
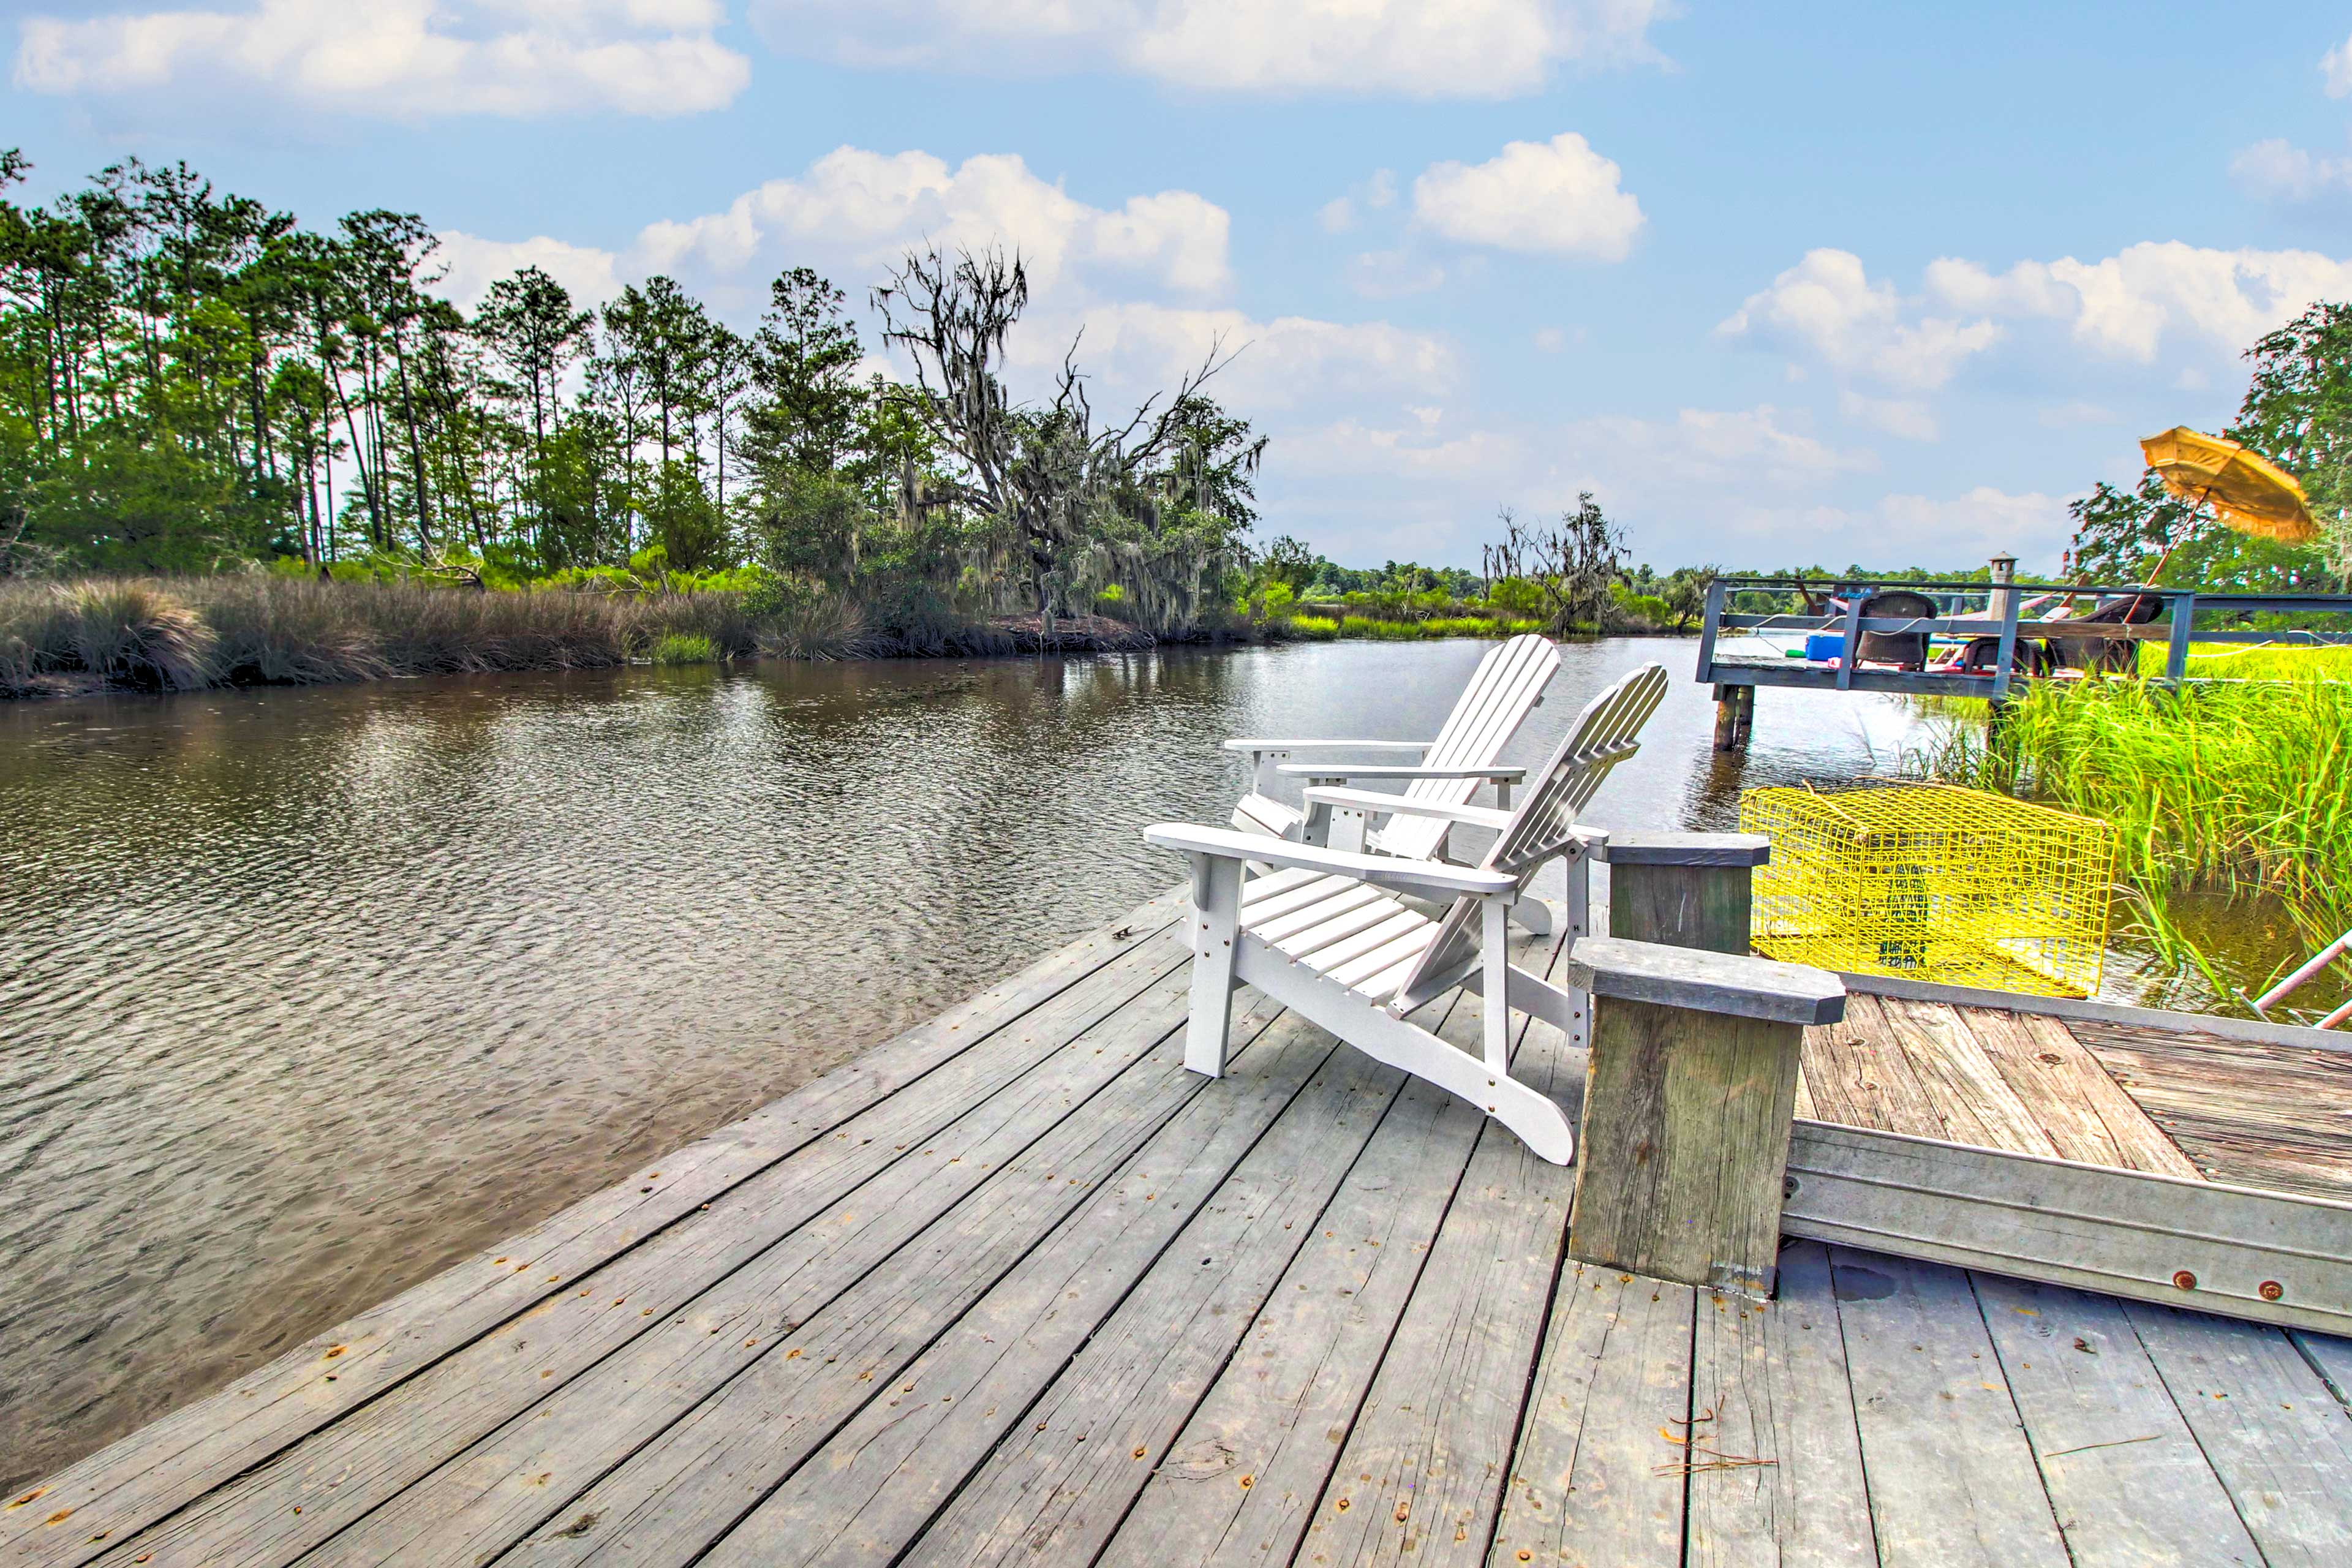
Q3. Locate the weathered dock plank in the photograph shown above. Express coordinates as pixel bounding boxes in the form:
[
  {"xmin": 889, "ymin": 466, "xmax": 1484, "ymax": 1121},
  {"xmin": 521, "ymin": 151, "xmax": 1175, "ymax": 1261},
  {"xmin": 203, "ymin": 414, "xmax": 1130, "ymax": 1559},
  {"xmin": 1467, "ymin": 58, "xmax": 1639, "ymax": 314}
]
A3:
[
  {"xmin": 1869, "ymin": 998, "xmax": 2051, "ymax": 1155},
  {"xmin": 1684, "ymin": 1242, "xmax": 1877, "ymax": 1568},
  {"xmin": 2125, "ymin": 1303, "xmax": 2352, "ymax": 1566},
  {"xmin": 1489, "ymin": 1265, "xmax": 1694, "ymax": 1568},
  {"xmin": 1955, "ymin": 1008, "xmax": 2200, "ymax": 1178},
  {"xmin": 484, "ymin": 996, "xmax": 1318, "ymax": 1568},
  {"xmin": 3, "ymin": 892, "xmax": 1189, "ymax": 1568},
  {"xmin": 1289, "ymin": 973, "xmax": 1583, "ymax": 1566},
  {"xmin": 1973, "ymin": 1274, "xmax": 2261, "ymax": 1567},
  {"xmin": 320, "ymin": 984, "xmax": 1297, "ymax": 1568},
  {"xmin": 1830, "ymin": 1250, "xmax": 2069, "ymax": 1568},
  {"xmin": 1798, "ymin": 995, "xmax": 1958, "ymax": 1144},
  {"xmin": 835, "ymin": 1030, "xmax": 1406, "ymax": 1567},
  {"xmin": 1095, "ymin": 1076, "xmax": 1487, "ymax": 1568},
  {"xmin": 2072, "ymin": 1022, "xmax": 2352, "ymax": 1200},
  {"xmin": 2291, "ymin": 1328, "xmax": 2352, "ymax": 1406}
]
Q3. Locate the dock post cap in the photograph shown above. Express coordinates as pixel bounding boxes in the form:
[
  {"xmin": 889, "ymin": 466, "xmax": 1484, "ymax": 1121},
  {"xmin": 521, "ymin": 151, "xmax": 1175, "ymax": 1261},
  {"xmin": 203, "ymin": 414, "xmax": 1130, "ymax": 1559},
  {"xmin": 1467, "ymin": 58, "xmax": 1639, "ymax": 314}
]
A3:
[
  {"xmin": 1566, "ymin": 935, "xmax": 1845, "ymax": 1025},
  {"xmin": 1589, "ymin": 831, "xmax": 1771, "ymax": 867}
]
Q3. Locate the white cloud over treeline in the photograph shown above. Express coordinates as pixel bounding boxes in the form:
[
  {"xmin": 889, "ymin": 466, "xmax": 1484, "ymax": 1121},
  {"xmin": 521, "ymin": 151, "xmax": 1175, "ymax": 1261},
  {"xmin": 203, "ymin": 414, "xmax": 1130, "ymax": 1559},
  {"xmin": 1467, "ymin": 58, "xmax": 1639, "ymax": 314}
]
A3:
[{"xmin": 15, "ymin": 0, "xmax": 749, "ymax": 117}]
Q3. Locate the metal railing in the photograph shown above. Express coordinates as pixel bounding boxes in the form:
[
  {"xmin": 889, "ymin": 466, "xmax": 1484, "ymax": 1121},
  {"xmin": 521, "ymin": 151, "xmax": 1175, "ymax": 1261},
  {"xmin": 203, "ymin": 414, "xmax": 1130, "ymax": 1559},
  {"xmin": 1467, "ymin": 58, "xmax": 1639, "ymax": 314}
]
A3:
[{"xmin": 1695, "ymin": 575, "xmax": 2352, "ymax": 701}]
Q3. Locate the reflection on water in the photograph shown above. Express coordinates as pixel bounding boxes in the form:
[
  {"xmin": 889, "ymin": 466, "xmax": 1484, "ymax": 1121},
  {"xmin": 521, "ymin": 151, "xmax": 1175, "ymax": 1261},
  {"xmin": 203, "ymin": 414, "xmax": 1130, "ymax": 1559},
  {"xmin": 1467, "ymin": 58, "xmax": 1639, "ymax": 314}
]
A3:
[{"xmin": 0, "ymin": 639, "xmax": 1931, "ymax": 1483}]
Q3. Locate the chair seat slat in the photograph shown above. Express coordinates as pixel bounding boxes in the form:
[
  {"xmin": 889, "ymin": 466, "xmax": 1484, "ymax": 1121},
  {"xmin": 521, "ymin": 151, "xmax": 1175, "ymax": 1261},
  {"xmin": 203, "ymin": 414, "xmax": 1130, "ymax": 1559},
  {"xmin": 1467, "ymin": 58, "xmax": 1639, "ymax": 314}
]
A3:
[
  {"xmin": 1273, "ymin": 894, "xmax": 1413, "ymax": 960},
  {"xmin": 1292, "ymin": 909, "xmax": 1431, "ymax": 977}
]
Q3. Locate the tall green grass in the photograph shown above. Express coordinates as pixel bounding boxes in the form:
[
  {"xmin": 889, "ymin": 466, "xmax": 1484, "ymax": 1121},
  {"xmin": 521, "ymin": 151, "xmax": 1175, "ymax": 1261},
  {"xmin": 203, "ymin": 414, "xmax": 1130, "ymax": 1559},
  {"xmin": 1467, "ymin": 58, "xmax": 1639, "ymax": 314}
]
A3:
[
  {"xmin": 1915, "ymin": 675, "xmax": 2352, "ymax": 951},
  {"xmin": 2136, "ymin": 641, "xmax": 2352, "ymax": 681},
  {"xmin": 1330, "ymin": 614, "xmax": 1545, "ymax": 641}
]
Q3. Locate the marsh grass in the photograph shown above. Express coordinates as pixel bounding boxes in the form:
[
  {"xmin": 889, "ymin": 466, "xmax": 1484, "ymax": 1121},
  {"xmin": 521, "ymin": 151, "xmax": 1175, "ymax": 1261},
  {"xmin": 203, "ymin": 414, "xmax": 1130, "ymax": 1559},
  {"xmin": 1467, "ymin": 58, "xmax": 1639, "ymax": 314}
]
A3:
[
  {"xmin": 648, "ymin": 633, "xmax": 718, "ymax": 665},
  {"xmin": 1910, "ymin": 672, "xmax": 2352, "ymax": 998},
  {"xmin": 0, "ymin": 575, "xmax": 862, "ymax": 698},
  {"xmin": 1332, "ymin": 614, "xmax": 1544, "ymax": 641},
  {"xmin": 0, "ymin": 574, "xmax": 1192, "ymax": 700},
  {"xmin": 2136, "ymin": 641, "xmax": 2352, "ymax": 682}
]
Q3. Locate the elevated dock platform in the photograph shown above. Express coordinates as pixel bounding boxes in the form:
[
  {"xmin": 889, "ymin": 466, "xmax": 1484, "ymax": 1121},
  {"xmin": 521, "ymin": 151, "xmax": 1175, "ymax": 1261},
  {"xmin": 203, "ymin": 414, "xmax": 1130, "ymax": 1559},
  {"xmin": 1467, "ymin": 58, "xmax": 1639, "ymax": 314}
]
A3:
[
  {"xmin": 7, "ymin": 893, "xmax": 2351, "ymax": 1567},
  {"xmin": 1694, "ymin": 573, "xmax": 2352, "ymax": 749}
]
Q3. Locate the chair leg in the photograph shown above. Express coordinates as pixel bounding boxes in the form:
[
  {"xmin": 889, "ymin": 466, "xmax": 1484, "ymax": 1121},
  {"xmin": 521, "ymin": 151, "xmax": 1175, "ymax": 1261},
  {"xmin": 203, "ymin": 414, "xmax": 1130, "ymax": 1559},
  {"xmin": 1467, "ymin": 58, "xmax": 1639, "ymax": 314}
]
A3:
[
  {"xmin": 1562, "ymin": 850, "xmax": 1592, "ymax": 1052},
  {"xmin": 1482, "ymin": 896, "xmax": 1512, "ymax": 1072},
  {"xmin": 1185, "ymin": 853, "xmax": 1243, "ymax": 1077}
]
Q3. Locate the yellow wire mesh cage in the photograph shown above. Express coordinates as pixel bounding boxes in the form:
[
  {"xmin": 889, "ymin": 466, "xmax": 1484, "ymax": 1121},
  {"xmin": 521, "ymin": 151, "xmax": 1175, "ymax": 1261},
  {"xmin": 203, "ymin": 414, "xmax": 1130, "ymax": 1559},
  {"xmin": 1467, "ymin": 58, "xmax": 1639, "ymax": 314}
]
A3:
[{"xmin": 1739, "ymin": 783, "xmax": 2116, "ymax": 998}]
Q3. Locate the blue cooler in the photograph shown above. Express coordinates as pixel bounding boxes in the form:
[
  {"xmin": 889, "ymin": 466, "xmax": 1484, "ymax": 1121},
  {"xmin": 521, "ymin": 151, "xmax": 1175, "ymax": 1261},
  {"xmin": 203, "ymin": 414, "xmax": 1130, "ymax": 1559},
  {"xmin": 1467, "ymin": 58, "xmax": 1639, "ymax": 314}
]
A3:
[{"xmin": 1804, "ymin": 631, "xmax": 1845, "ymax": 663}]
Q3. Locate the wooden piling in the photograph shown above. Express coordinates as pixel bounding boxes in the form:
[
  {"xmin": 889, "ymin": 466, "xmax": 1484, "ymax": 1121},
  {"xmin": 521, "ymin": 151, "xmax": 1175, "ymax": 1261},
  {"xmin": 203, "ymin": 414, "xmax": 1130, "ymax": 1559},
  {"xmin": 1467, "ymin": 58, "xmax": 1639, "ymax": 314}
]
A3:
[
  {"xmin": 1711, "ymin": 682, "xmax": 1754, "ymax": 752},
  {"xmin": 1596, "ymin": 831, "xmax": 1770, "ymax": 954},
  {"xmin": 1564, "ymin": 936, "xmax": 1844, "ymax": 1296}
]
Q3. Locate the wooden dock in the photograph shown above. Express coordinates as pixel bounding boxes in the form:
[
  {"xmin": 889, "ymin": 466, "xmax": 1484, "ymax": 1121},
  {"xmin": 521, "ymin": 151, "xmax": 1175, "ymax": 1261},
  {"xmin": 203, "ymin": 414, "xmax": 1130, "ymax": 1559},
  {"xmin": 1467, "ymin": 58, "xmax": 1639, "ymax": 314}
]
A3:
[{"xmin": 8, "ymin": 890, "xmax": 2351, "ymax": 1567}]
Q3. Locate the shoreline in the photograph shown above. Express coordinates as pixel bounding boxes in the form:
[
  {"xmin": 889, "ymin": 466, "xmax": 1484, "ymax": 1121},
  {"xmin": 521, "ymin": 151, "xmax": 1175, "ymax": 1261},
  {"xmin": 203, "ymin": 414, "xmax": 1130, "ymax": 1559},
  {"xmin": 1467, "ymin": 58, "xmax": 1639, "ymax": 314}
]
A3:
[{"xmin": 1, "ymin": 576, "xmax": 1694, "ymax": 704}]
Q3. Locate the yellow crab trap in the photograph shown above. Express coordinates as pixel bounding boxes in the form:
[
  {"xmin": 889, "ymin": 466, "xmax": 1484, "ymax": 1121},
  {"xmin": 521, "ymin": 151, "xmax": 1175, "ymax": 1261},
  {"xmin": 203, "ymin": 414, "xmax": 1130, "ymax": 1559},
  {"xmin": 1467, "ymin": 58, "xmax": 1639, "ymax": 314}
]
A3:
[{"xmin": 1738, "ymin": 783, "xmax": 2117, "ymax": 998}]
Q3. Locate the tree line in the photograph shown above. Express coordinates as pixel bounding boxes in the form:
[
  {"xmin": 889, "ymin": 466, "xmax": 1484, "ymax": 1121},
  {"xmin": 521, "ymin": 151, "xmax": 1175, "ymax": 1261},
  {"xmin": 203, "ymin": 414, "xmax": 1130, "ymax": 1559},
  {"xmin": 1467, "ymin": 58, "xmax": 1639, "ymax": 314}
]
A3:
[
  {"xmin": 0, "ymin": 151, "xmax": 1265, "ymax": 636},
  {"xmin": 2065, "ymin": 301, "xmax": 2352, "ymax": 594}
]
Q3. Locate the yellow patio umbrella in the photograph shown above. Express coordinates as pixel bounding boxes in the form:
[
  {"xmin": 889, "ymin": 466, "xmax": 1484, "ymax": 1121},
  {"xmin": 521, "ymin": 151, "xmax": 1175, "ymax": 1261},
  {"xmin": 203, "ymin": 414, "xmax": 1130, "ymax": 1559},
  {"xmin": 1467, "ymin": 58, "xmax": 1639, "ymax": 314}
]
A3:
[{"xmin": 2139, "ymin": 426, "xmax": 2319, "ymax": 545}]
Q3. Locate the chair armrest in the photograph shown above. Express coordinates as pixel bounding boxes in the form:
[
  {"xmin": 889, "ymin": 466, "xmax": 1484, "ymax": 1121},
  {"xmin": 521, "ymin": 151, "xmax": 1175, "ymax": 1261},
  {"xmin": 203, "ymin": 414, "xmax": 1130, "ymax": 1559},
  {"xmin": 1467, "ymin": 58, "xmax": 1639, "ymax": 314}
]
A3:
[
  {"xmin": 1300, "ymin": 787, "xmax": 1515, "ymax": 831},
  {"xmin": 1221, "ymin": 738, "xmax": 1429, "ymax": 756},
  {"xmin": 1144, "ymin": 824, "xmax": 1519, "ymax": 897},
  {"xmin": 1275, "ymin": 763, "xmax": 1527, "ymax": 782}
]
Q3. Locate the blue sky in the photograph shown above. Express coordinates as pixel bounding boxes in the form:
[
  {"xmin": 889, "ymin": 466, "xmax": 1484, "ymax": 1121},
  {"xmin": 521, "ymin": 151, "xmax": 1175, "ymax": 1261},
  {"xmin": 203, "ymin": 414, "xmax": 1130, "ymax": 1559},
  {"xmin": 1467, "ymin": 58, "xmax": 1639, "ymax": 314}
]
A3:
[{"xmin": 9, "ymin": 1, "xmax": 2352, "ymax": 573}]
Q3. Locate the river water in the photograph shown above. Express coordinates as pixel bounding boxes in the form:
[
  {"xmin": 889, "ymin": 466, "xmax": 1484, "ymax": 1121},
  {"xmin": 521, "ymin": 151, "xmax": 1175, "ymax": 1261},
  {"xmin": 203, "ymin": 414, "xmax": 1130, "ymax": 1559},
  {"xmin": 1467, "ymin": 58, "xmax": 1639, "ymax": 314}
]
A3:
[{"xmin": 0, "ymin": 638, "xmax": 2118, "ymax": 1485}]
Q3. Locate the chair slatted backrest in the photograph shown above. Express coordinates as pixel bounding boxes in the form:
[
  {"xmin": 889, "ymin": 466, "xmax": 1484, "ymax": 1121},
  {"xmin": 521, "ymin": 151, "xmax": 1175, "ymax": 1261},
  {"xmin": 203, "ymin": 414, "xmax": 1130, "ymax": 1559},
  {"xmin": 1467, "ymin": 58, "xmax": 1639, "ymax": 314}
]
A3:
[
  {"xmin": 1390, "ymin": 662, "xmax": 1671, "ymax": 1010},
  {"xmin": 1373, "ymin": 634, "xmax": 1560, "ymax": 862}
]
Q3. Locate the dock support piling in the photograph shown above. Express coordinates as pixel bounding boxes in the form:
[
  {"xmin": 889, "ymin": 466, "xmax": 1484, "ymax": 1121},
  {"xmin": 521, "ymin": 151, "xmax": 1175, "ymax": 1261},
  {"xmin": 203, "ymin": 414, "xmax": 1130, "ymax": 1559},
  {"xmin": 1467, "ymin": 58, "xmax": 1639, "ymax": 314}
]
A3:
[
  {"xmin": 1711, "ymin": 682, "xmax": 1754, "ymax": 752},
  {"xmin": 1565, "ymin": 937, "xmax": 1844, "ymax": 1297}
]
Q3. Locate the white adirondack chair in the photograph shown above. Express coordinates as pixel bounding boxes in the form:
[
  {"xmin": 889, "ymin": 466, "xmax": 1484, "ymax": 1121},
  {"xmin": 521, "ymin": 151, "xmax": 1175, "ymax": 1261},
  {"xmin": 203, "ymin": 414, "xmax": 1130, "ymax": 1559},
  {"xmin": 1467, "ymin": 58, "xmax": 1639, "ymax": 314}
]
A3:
[
  {"xmin": 1150, "ymin": 663, "xmax": 1670, "ymax": 1164},
  {"xmin": 1225, "ymin": 633, "xmax": 1559, "ymax": 854}
]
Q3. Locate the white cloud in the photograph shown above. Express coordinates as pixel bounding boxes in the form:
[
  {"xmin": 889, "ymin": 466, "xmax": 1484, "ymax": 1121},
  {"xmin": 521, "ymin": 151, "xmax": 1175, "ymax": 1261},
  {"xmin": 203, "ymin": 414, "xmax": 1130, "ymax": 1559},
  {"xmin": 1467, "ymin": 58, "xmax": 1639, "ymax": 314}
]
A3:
[
  {"xmin": 1719, "ymin": 249, "xmax": 2000, "ymax": 390},
  {"xmin": 1411, "ymin": 133, "xmax": 1644, "ymax": 260},
  {"xmin": 1259, "ymin": 401, "xmax": 1880, "ymax": 568},
  {"xmin": 1008, "ymin": 302, "xmax": 1461, "ymax": 412},
  {"xmin": 1838, "ymin": 390, "xmax": 1937, "ymax": 441},
  {"xmin": 632, "ymin": 146, "xmax": 1231, "ymax": 298},
  {"xmin": 1282, "ymin": 418, "xmax": 1523, "ymax": 481},
  {"xmin": 1875, "ymin": 487, "xmax": 2071, "ymax": 560},
  {"xmin": 1567, "ymin": 404, "xmax": 1874, "ymax": 489},
  {"xmin": 1926, "ymin": 242, "xmax": 2352, "ymax": 361},
  {"xmin": 1348, "ymin": 250, "xmax": 1446, "ymax": 299},
  {"xmin": 2326, "ymin": 30, "xmax": 2352, "ymax": 97},
  {"xmin": 434, "ymin": 233, "xmax": 628, "ymax": 312},
  {"xmin": 1533, "ymin": 326, "xmax": 1568, "ymax": 353},
  {"xmin": 14, "ymin": 0, "xmax": 749, "ymax": 118},
  {"xmin": 751, "ymin": 0, "xmax": 1668, "ymax": 97},
  {"xmin": 1317, "ymin": 197, "xmax": 1358, "ymax": 234},
  {"xmin": 2231, "ymin": 138, "xmax": 2352, "ymax": 202},
  {"xmin": 1646, "ymin": 487, "xmax": 2073, "ymax": 570}
]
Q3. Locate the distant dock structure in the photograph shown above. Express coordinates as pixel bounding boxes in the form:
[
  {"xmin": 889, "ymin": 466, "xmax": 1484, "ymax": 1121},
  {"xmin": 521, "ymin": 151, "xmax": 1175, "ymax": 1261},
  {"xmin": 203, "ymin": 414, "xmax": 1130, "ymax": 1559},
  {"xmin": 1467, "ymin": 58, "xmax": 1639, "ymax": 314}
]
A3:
[{"xmin": 1695, "ymin": 559, "xmax": 2352, "ymax": 749}]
